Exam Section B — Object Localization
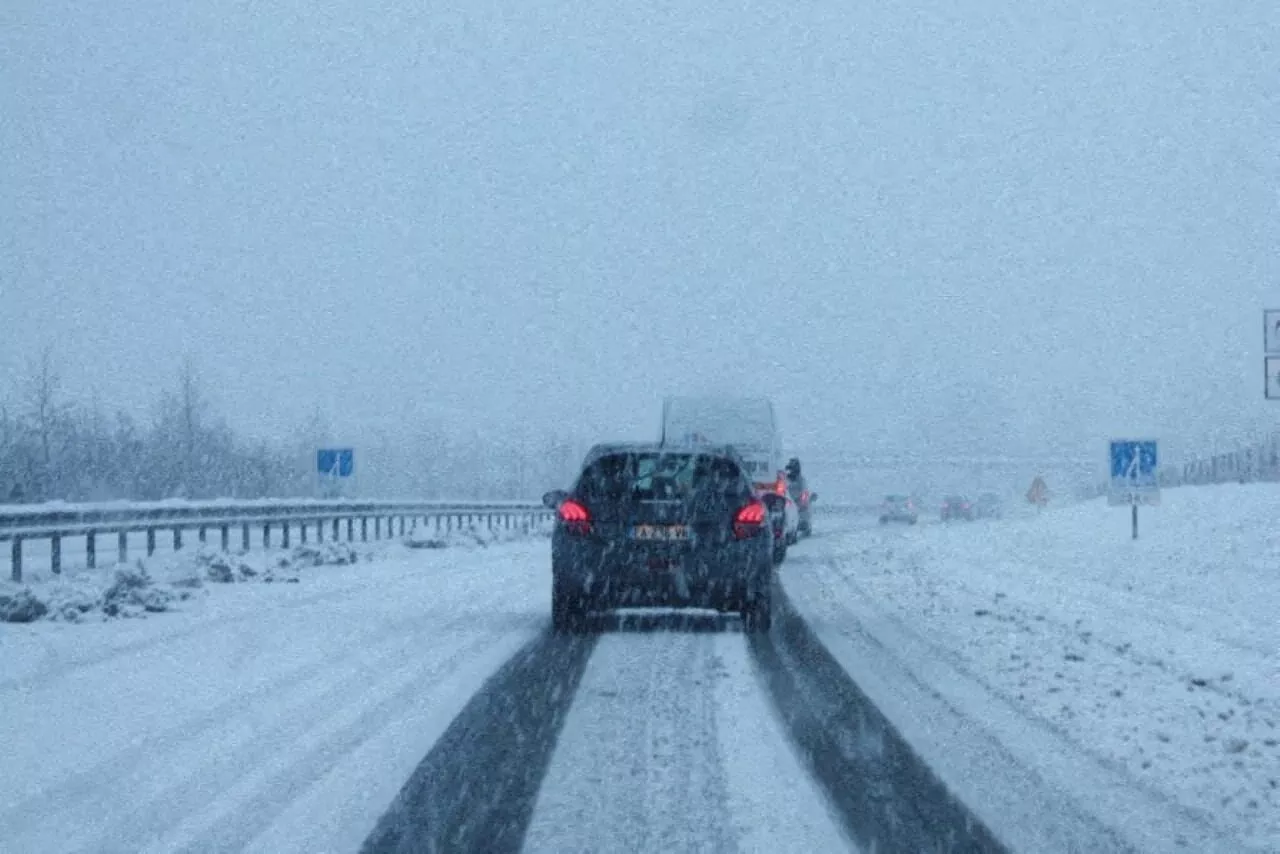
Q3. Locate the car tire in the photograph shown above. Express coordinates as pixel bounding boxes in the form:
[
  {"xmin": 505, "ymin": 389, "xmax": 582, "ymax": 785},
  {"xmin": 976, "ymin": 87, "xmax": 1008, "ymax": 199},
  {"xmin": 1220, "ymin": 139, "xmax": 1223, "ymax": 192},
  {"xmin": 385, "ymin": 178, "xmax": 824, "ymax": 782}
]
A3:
[
  {"xmin": 551, "ymin": 584, "xmax": 588, "ymax": 633},
  {"xmin": 772, "ymin": 542, "xmax": 787, "ymax": 566},
  {"xmin": 742, "ymin": 593, "xmax": 772, "ymax": 633}
]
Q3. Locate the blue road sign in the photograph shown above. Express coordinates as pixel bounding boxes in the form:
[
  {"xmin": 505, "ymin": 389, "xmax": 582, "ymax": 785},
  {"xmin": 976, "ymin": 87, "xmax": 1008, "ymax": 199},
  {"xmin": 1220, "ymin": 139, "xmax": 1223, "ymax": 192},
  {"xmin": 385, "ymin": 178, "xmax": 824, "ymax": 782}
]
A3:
[
  {"xmin": 317, "ymin": 448, "xmax": 354, "ymax": 478},
  {"xmin": 1109, "ymin": 439, "xmax": 1158, "ymax": 505}
]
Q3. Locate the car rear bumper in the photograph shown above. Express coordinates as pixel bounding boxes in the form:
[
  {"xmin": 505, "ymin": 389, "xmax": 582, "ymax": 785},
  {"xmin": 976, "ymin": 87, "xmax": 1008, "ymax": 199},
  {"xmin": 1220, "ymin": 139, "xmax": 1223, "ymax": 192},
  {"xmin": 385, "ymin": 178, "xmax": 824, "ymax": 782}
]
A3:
[{"xmin": 553, "ymin": 535, "xmax": 772, "ymax": 608}]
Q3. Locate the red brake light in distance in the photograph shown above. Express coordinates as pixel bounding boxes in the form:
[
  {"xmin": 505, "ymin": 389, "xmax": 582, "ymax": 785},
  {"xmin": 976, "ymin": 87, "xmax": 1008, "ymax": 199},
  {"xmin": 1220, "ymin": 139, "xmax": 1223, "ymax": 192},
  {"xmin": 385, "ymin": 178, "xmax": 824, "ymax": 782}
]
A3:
[
  {"xmin": 557, "ymin": 499, "xmax": 591, "ymax": 535},
  {"xmin": 733, "ymin": 499, "xmax": 767, "ymax": 539}
]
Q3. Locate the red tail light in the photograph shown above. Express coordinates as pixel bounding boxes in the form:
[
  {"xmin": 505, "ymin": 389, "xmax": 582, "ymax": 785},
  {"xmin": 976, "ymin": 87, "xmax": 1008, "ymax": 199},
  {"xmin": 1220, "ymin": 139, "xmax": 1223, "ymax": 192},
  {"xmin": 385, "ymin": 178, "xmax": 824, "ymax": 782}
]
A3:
[
  {"xmin": 557, "ymin": 499, "xmax": 591, "ymax": 535},
  {"xmin": 800, "ymin": 489, "xmax": 810, "ymax": 506},
  {"xmin": 733, "ymin": 499, "xmax": 767, "ymax": 539},
  {"xmin": 774, "ymin": 475, "xmax": 787, "ymax": 495}
]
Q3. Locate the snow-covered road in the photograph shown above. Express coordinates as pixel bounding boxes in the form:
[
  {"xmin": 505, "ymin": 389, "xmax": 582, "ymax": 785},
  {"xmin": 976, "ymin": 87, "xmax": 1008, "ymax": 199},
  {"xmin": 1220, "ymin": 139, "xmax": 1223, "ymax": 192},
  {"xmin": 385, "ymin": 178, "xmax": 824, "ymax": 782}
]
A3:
[
  {"xmin": 1, "ymin": 541, "xmax": 548, "ymax": 854},
  {"xmin": 522, "ymin": 623, "xmax": 854, "ymax": 854},
  {"xmin": 3, "ymin": 487, "xmax": 1271, "ymax": 853}
]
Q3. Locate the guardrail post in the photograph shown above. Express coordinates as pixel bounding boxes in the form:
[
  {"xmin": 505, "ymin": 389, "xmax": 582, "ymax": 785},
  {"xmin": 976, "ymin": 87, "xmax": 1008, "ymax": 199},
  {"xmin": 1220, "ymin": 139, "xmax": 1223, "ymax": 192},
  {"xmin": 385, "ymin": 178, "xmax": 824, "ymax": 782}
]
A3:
[
  {"xmin": 118, "ymin": 531, "xmax": 128, "ymax": 564},
  {"xmin": 86, "ymin": 531, "xmax": 96, "ymax": 569},
  {"xmin": 11, "ymin": 538, "xmax": 22, "ymax": 582},
  {"xmin": 263, "ymin": 523, "xmax": 271, "ymax": 549},
  {"xmin": 198, "ymin": 526, "xmax": 207, "ymax": 544},
  {"xmin": 173, "ymin": 528, "xmax": 183, "ymax": 551},
  {"xmin": 374, "ymin": 517, "xmax": 381, "ymax": 540},
  {"xmin": 347, "ymin": 518, "xmax": 354, "ymax": 541},
  {"xmin": 242, "ymin": 523, "xmax": 250, "ymax": 552},
  {"xmin": 447, "ymin": 515, "xmax": 453, "ymax": 533},
  {"xmin": 51, "ymin": 535, "xmax": 61, "ymax": 574},
  {"xmin": 398, "ymin": 516, "xmax": 405, "ymax": 536},
  {"xmin": 300, "ymin": 521, "xmax": 308, "ymax": 544},
  {"xmin": 221, "ymin": 525, "xmax": 229, "ymax": 551},
  {"xmin": 147, "ymin": 528, "xmax": 156, "ymax": 556},
  {"xmin": 361, "ymin": 517, "xmax": 368, "ymax": 542},
  {"xmin": 281, "ymin": 521, "xmax": 291, "ymax": 549}
]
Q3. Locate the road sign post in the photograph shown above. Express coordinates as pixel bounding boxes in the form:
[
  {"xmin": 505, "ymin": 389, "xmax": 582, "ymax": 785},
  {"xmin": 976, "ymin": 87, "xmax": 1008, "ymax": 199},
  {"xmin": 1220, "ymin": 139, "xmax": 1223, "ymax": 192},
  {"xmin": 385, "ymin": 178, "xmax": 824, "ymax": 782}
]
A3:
[
  {"xmin": 1109, "ymin": 440, "xmax": 1158, "ymax": 539},
  {"xmin": 317, "ymin": 448, "xmax": 355, "ymax": 498},
  {"xmin": 1263, "ymin": 310, "xmax": 1280, "ymax": 399},
  {"xmin": 1026, "ymin": 476, "xmax": 1049, "ymax": 511}
]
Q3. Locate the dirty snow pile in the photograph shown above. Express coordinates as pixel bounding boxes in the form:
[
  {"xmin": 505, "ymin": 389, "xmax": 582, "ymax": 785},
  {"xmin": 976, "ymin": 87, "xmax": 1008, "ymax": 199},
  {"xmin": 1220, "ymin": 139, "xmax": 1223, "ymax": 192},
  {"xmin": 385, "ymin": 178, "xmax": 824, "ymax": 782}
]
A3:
[
  {"xmin": 811, "ymin": 484, "xmax": 1280, "ymax": 850},
  {"xmin": 0, "ymin": 521, "xmax": 551, "ymax": 625},
  {"xmin": 0, "ymin": 541, "xmax": 364, "ymax": 624},
  {"xmin": 0, "ymin": 564, "xmax": 183, "ymax": 623}
]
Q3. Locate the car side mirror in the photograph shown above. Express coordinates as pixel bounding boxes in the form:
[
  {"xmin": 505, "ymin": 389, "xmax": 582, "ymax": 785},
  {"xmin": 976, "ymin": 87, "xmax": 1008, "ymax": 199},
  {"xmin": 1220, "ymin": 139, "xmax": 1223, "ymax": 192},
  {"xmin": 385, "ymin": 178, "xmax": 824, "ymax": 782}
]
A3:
[{"xmin": 542, "ymin": 489, "xmax": 568, "ymax": 510}]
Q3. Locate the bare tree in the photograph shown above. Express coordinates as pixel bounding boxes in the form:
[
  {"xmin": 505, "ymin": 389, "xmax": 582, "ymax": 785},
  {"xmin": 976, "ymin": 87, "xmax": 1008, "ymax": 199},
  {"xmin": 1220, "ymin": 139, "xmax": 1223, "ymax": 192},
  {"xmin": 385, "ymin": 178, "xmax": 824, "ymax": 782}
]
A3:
[{"xmin": 24, "ymin": 345, "xmax": 61, "ymax": 498}]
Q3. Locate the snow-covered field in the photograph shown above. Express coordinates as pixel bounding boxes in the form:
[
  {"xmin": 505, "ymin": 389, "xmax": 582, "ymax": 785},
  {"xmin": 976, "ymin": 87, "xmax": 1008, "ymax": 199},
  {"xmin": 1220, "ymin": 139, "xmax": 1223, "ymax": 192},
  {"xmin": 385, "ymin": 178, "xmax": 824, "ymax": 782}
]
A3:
[{"xmin": 785, "ymin": 485, "xmax": 1279, "ymax": 853}]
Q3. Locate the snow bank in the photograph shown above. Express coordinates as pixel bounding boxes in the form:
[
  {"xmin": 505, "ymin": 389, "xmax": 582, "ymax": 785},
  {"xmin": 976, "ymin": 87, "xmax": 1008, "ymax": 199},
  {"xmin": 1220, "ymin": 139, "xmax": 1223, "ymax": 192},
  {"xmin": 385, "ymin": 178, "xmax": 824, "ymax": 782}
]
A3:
[
  {"xmin": 0, "ymin": 521, "xmax": 550, "ymax": 625},
  {"xmin": 402, "ymin": 519, "xmax": 551, "ymax": 550},
  {"xmin": 803, "ymin": 484, "xmax": 1279, "ymax": 851}
]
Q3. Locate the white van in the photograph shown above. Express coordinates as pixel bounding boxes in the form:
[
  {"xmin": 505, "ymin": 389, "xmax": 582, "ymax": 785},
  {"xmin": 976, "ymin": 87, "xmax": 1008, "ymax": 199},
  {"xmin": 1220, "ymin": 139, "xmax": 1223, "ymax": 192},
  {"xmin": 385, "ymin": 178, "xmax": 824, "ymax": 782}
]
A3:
[{"xmin": 660, "ymin": 396, "xmax": 784, "ymax": 490}]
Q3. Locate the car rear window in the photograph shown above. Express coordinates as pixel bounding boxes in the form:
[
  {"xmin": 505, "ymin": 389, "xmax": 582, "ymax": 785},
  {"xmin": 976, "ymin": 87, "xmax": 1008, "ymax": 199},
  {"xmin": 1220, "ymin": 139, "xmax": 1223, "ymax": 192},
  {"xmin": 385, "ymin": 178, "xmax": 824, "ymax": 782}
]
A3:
[{"xmin": 577, "ymin": 453, "xmax": 745, "ymax": 501}]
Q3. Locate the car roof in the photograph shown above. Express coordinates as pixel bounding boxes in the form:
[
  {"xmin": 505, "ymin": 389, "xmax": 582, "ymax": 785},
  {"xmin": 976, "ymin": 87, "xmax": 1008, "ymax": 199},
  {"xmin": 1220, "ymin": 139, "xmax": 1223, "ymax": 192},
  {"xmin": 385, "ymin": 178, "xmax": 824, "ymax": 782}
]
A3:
[{"xmin": 581, "ymin": 441, "xmax": 749, "ymax": 467}]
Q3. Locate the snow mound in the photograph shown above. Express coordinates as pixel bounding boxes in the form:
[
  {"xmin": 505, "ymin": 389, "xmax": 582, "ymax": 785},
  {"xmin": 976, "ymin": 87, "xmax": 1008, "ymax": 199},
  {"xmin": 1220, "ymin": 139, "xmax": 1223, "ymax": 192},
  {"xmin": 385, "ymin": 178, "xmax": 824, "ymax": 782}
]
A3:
[
  {"xmin": 0, "ymin": 563, "xmax": 189, "ymax": 624},
  {"xmin": 812, "ymin": 483, "xmax": 1280, "ymax": 850},
  {"xmin": 403, "ymin": 520, "xmax": 550, "ymax": 550},
  {"xmin": 101, "ymin": 566, "xmax": 176, "ymax": 617},
  {"xmin": 284, "ymin": 542, "xmax": 361, "ymax": 568},
  {"xmin": 0, "ymin": 589, "xmax": 48, "ymax": 623}
]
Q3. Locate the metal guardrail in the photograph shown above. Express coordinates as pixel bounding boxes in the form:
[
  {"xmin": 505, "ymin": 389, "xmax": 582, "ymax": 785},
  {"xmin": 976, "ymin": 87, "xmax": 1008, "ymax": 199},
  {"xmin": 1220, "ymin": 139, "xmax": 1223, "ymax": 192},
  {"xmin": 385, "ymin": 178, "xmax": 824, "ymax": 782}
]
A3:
[{"xmin": 1, "ymin": 499, "xmax": 553, "ymax": 582}]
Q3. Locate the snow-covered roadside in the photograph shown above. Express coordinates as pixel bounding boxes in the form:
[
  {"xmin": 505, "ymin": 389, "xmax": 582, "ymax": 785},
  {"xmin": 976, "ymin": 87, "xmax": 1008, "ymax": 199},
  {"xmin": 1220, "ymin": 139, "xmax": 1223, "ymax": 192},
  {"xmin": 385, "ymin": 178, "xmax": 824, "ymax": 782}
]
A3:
[
  {"xmin": 0, "ymin": 536, "xmax": 553, "ymax": 853},
  {"xmin": 785, "ymin": 486, "xmax": 1278, "ymax": 852},
  {"xmin": 0, "ymin": 521, "xmax": 549, "ymax": 625}
]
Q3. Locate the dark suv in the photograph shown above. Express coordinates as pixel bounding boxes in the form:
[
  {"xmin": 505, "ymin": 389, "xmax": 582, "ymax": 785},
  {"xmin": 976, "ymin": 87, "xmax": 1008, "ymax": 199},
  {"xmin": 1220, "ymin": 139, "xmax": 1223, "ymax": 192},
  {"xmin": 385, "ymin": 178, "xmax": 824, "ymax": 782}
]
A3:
[{"xmin": 543, "ymin": 442, "xmax": 776, "ymax": 632}]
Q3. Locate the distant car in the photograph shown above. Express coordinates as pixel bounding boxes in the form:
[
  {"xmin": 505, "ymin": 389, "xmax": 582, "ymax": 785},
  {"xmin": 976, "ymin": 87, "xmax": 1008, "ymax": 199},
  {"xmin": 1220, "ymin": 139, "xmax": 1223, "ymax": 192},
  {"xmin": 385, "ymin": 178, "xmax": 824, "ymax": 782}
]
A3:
[
  {"xmin": 941, "ymin": 495, "xmax": 975, "ymax": 521},
  {"xmin": 879, "ymin": 494, "xmax": 918, "ymax": 524},
  {"xmin": 975, "ymin": 493, "xmax": 1003, "ymax": 519},
  {"xmin": 784, "ymin": 457, "xmax": 817, "ymax": 536},
  {"xmin": 543, "ymin": 442, "xmax": 775, "ymax": 632}
]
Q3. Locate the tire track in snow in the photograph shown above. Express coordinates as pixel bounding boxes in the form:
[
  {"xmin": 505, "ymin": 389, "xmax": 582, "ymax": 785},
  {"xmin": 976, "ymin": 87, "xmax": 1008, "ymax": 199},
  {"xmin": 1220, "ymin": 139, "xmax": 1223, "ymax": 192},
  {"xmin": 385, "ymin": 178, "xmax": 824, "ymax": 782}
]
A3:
[
  {"xmin": 149, "ymin": 629, "xmax": 505, "ymax": 854},
  {"xmin": 0, "ymin": 607, "xmax": 469, "ymax": 827},
  {"xmin": 748, "ymin": 587, "xmax": 1012, "ymax": 854},
  {"xmin": 361, "ymin": 630, "xmax": 598, "ymax": 854},
  {"xmin": 10, "ymin": 616, "xmax": 494, "ymax": 854}
]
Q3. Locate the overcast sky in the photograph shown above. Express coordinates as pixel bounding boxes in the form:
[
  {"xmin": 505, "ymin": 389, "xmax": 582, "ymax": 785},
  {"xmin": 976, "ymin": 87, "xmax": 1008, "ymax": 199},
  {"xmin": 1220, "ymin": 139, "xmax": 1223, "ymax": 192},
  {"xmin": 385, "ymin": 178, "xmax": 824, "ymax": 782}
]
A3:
[{"xmin": 3, "ymin": 0, "xmax": 1277, "ymax": 475}]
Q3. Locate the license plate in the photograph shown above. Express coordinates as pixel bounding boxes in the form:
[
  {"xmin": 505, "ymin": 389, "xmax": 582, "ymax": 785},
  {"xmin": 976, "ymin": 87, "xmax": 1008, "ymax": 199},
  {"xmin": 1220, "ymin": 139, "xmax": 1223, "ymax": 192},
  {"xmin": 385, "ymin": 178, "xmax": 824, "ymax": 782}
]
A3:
[{"xmin": 632, "ymin": 524, "xmax": 689, "ymax": 541}]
